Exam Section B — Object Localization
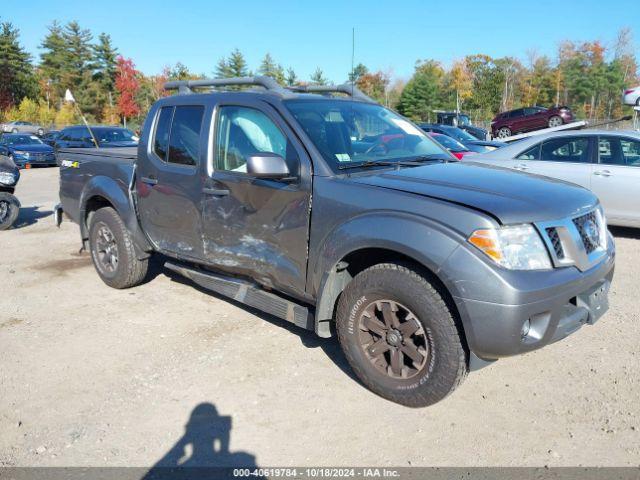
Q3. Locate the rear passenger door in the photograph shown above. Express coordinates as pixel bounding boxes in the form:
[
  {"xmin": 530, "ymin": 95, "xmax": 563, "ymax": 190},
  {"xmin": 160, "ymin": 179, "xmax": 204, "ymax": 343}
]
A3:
[
  {"xmin": 591, "ymin": 136, "xmax": 640, "ymax": 226},
  {"xmin": 201, "ymin": 101, "xmax": 312, "ymax": 298},
  {"xmin": 136, "ymin": 104, "xmax": 207, "ymax": 259},
  {"xmin": 521, "ymin": 136, "xmax": 594, "ymax": 189}
]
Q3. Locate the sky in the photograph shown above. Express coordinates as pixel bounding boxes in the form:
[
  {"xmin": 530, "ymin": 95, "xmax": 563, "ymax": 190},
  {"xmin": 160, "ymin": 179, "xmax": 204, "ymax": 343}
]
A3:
[{"xmin": 4, "ymin": 0, "xmax": 640, "ymax": 83}]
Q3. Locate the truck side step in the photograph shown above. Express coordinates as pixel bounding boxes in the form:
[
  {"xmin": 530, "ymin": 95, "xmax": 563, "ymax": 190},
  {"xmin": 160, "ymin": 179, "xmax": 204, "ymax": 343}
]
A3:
[{"xmin": 164, "ymin": 261, "xmax": 314, "ymax": 330}]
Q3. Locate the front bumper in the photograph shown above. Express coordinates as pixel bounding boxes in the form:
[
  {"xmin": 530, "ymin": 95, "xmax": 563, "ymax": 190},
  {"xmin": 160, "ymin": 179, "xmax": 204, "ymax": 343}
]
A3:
[
  {"xmin": 13, "ymin": 154, "xmax": 57, "ymax": 167},
  {"xmin": 443, "ymin": 234, "xmax": 615, "ymax": 360}
]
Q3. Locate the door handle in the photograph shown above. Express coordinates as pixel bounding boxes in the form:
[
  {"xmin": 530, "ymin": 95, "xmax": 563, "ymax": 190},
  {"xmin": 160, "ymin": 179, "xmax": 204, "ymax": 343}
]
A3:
[
  {"xmin": 203, "ymin": 187, "xmax": 229, "ymax": 197},
  {"xmin": 141, "ymin": 176, "xmax": 158, "ymax": 185},
  {"xmin": 593, "ymin": 170, "xmax": 611, "ymax": 177},
  {"xmin": 514, "ymin": 163, "xmax": 529, "ymax": 171}
]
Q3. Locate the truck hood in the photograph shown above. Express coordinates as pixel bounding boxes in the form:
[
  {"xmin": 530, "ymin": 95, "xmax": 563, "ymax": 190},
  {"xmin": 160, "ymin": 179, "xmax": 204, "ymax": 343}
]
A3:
[{"xmin": 349, "ymin": 162, "xmax": 597, "ymax": 224}]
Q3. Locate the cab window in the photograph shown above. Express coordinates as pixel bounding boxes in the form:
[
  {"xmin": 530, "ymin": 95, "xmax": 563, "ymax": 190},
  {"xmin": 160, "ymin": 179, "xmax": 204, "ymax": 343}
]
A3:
[{"xmin": 215, "ymin": 106, "xmax": 289, "ymax": 173}]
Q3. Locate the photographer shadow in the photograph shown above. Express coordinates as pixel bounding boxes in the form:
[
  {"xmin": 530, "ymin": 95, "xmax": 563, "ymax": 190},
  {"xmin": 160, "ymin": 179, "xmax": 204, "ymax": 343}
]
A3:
[{"xmin": 143, "ymin": 403, "xmax": 260, "ymax": 479}]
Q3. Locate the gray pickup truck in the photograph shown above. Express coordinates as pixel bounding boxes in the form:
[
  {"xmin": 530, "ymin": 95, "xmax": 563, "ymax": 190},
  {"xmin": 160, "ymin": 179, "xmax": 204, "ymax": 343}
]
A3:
[{"xmin": 56, "ymin": 77, "xmax": 615, "ymax": 407}]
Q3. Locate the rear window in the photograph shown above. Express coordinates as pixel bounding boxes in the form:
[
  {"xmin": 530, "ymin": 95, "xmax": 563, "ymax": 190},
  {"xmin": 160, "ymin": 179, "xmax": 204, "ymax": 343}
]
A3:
[
  {"xmin": 153, "ymin": 107, "xmax": 173, "ymax": 161},
  {"xmin": 167, "ymin": 106, "xmax": 204, "ymax": 166}
]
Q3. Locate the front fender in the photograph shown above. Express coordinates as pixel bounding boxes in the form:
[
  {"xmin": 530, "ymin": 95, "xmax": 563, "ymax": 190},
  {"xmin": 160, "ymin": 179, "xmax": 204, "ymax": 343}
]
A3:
[
  {"xmin": 79, "ymin": 175, "xmax": 152, "ymax": 256},
  {"xmin": 312, "ymin": 211, "xmax": 464, "ymax": 337}
]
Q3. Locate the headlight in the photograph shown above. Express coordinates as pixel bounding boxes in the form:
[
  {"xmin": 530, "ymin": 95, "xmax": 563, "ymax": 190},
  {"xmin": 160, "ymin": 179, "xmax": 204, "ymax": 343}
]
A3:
[
  {"xmin": 15, "ymin": 151, "xmax": 29, "ymax": 158},
  {"xmin": 468, "ymin": 224, "xmax": 552, "ymax": 270},
  {"xmin": 0, "ymin": 171, "xmax": 16, "ymax": 185}
]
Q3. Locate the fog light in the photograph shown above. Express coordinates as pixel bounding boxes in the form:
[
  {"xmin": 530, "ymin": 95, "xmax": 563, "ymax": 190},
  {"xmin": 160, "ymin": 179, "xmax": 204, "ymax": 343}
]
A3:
[{"xmin": 521, "ymin": 319, "xmax": 531, "ymax": 339}]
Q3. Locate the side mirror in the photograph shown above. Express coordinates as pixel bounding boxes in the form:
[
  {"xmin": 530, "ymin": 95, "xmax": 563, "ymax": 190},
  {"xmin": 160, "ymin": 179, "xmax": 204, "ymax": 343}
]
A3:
[{"xmin": 246, "ymin": 153, "xmax": 293, "ymax": 180}]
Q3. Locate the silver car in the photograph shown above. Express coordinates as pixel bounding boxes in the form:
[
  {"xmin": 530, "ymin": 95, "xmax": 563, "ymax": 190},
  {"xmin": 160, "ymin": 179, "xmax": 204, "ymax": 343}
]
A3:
[
  {"xmin": 467, "ymin": 130, "xmax": 640, "ymax": 227},
  {"xmin": 1, "ymin": 121, "xmax": 45, "ymax": 136}
]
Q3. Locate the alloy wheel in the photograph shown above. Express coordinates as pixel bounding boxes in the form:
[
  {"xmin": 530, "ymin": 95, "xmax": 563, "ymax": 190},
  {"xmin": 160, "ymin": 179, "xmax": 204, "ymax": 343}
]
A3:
[
  {"xmin": 357, "ymin": 299, "xmax": 430, "ymax": 380},
  {"xmin": 548, "ymin": 116, "xmax": 563, "ymax": 127},
  {"xmin": 0, "ymin": 200, "xmax": 8, "ymax": 223},
  {"xmin": 95, "ymin": 223, "xmax": 119, "ymax": 273}
]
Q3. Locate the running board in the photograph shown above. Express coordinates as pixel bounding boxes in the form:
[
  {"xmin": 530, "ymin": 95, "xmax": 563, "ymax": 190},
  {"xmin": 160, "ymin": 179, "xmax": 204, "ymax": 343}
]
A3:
[{"xmin": 164, "ymin": 261, "xmax": 314, "ymax": 330}]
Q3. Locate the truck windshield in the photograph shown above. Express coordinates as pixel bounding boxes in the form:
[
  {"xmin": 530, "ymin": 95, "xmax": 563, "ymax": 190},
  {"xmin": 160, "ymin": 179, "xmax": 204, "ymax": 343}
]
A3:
[{"xmin": 285, "ymin": 100, "xmax": 451, "ymax": 171}]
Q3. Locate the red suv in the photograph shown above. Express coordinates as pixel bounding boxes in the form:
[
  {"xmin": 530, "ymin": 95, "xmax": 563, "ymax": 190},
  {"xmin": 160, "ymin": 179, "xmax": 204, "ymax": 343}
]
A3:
[{"xmin": 491, "ymin": 106, "xmax": 574, "ymax": 139}]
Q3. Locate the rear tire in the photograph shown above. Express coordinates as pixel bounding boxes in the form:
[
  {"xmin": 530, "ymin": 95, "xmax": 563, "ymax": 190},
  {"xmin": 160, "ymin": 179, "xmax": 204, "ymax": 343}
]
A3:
[
  {"xmin": 548, "ymin": 115, "xmax": 563, "ymax": 128},
  {"xmin": 0, "ymin": 193, "xmax": 20, "ymax": 230},
  {"xmin": 88, "ymin": 207, "xmax": 148, "ymax": 289},
  {"xmin": 336, "ymin": 263, "xmax": 468, "ymax": 407},
  {"xmin": 497, "ymin": 127, "xmax": 511, "ymax": 138}
]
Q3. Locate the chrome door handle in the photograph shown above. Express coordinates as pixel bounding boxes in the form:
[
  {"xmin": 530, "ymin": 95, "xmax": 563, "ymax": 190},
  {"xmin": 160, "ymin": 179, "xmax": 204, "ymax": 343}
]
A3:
[
  {"xmin": 594, "ymin": 170, "xmax": 612, "ymax": 177},
  {"xmin": 141, "ymin": 176, "xmax": 158, "ymax": 185},
  {"xmin": 514, "ymin": 164, "xmax": 529, "ymax": 171}
]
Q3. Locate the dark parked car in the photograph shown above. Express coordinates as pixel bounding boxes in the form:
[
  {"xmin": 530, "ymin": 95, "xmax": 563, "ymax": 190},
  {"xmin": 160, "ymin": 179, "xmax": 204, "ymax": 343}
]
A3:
[
  {"xmin": 420, "ymin": 123, "xmax": 506, "ymax": 153},
  {"xmin": 0, "ymin": 153, "xmax": 20, "ymax": 229},
  {"xmin": 42, "ymin": 130, "xmax": 61, "ymax": 147},
  {"xmin": 0, "ymin": 133, "xmax": 57, "ymax": 168},
  {"xmin": 54, "ymin": 126, "xmax": 138, "ymax": 150},
  {"xmin": 56, "ymin": 77, "xmax": 614, "ymax": 408},
  {"xmin": 491, "ymin": 106, "xmax": 574, "ymax": 139},
  {"xmin": 435, "ymin": 111, "xmax": 488, "ymax": 140}
]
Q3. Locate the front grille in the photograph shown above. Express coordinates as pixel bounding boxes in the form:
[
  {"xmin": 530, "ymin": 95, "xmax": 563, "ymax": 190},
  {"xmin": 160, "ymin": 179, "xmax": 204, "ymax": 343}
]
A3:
[
  {"xmin": 572, "ymin": 211, "xmax": 601, "ymax": 254},
  {"xmin": 545, "ymin": 227, "xmax": 564, "ymax": 259}
]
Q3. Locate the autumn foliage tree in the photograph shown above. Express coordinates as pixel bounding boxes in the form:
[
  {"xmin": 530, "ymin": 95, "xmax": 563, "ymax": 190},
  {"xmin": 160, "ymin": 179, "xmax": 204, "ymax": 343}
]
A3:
[{"xmin": 115, "ymin": 55, "xmax": 140, "ymax": 126}]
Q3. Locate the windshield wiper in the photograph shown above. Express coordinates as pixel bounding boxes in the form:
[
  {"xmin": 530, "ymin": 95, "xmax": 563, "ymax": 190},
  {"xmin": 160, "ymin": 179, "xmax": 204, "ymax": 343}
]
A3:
[
  {"xmin": 337, "ymin": 155, "xmax": 452, "ymax": 171},
  {"xmin": 337, "ymin": 160, "xmax": 399, "ymax": 170}
]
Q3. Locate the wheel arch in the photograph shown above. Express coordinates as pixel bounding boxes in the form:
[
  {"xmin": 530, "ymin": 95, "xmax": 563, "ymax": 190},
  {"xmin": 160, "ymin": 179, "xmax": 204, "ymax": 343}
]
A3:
[
  {"xmin": 80, "ymin": 176, "xmax": 152, "ymax": 257},
  {"xmin": 311, "ymin": 213, "xmax": 466, "ymax": 340}
]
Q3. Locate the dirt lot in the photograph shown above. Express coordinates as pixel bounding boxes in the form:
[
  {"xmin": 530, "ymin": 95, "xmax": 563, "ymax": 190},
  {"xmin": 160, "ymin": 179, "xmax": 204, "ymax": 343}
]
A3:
[{"xmin": 1, "ymin": 167, "xmax": 639, "ymax": 468}]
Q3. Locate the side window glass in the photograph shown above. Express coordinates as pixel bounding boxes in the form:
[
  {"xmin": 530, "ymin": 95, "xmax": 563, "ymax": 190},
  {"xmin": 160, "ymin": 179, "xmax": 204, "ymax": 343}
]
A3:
[
  {"xmin": 516, "ymin": 144, "xmax": 540, "ymax": 160},
  {"xmin": 215, "ymin": 106, "xmax": 288, "ymax": 173},
  {"xmin": 621, "ymin": 138, "xmax": 640, "ymax": 167},
  {"xmin": 153, "ymin": 107, "xmax": 173, "ymax": 161},
  {"xmin": 598, "ymin": 137, "xmax": 619, "ymax": 165},
  {"xmin": 168, "ymin": 106, "xmax": 204, "ymax": 166},
  {"xmin": 540, "ymin": 137, "xmax": 589, "ymax": 163}
]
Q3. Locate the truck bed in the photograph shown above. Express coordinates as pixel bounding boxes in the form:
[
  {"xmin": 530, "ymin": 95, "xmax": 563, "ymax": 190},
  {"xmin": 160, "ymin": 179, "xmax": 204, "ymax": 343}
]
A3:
[{"xmin": 58, "ymin": 147, "xmax": 137, "ymax": 226}]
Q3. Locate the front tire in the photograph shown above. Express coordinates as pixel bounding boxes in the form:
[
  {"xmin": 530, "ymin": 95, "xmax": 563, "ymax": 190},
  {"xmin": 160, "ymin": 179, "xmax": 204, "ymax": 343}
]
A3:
[
  {"xmin": 336, "ymin": 263, "xmax": 467, "ymax": 407},
  {"xmin": 88, "ymin": 207, "xmax": 148, "ymax": 289},
  {"xmin": 0, "ymin": 193, "xmax": 20, "ymax": 230}
]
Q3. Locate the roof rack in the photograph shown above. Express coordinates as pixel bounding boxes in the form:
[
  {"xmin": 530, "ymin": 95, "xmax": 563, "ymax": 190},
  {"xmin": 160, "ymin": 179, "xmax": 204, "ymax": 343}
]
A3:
[
  {"xmin": 287, "ymin": 83, "xmax": 374, "ymax": 102},
  {"xmin": 164, "ymin": 76, "xmax": 287, "ymax": 95},
  {"xmin": 163, "ymin": 76, "xmax": 375, "ymax": 102}
]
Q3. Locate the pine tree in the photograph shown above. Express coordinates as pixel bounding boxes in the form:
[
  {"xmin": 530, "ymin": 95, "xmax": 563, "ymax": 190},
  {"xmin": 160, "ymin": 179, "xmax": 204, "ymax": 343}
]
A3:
[
  {"xmin": 0, "ymin": 22, "xmax": 36, "ymax": 110},
  {"xmin": 39, "ymin": 21, "xmax": 67, "ymax": 100},
  {"xmin": 93, "ymin": 33, "xmax": 118, "ymax": 92},
  {"xmin": 258, "ymin": 53, "xmax": 285, "ymax": 84},
  {"xmin": 214, "ymin": 57, "xmax": 231, "ymax": 78},
  {"xmin": 285, "ymin": 67, "xmax": 297, "ymax": 86},
  {"xmin": 227, "ymin": 48, "xmax": 249, "ymax": 77},
  {"xmin": 310, "ymin": 67, "xmax": 328, "ymax": 85}
]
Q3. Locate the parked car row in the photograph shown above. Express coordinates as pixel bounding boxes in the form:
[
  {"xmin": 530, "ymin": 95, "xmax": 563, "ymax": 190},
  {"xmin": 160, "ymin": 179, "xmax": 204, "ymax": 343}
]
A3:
[{"xmin": 0, "ymin": 125, "xmax": 138, "ymax": 168}]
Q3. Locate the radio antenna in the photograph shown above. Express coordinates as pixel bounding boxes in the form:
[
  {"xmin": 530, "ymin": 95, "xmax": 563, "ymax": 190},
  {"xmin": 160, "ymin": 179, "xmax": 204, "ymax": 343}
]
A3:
[{"xmin": 351, "ymin": 27, "xmax": 355, "ymax": 95}]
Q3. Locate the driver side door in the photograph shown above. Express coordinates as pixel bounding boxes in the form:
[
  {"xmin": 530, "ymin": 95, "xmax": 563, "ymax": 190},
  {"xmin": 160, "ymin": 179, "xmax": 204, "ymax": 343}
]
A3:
[{"xmin": 201, "ymin": 101, "xmax": 312, "ymax": 299}]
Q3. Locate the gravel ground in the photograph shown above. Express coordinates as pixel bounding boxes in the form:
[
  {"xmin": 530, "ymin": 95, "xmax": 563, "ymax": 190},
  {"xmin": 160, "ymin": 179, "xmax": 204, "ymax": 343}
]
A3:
[{"xmin": 1, "ymin": 167, "xmax": 639, "ymax": 468}]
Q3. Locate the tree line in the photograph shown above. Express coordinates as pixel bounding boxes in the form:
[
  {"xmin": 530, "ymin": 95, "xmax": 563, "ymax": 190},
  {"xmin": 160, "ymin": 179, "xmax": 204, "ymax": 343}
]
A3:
[{"xmin": 0, "ymin": 18, "xmax": 637, "ymax": 129}]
